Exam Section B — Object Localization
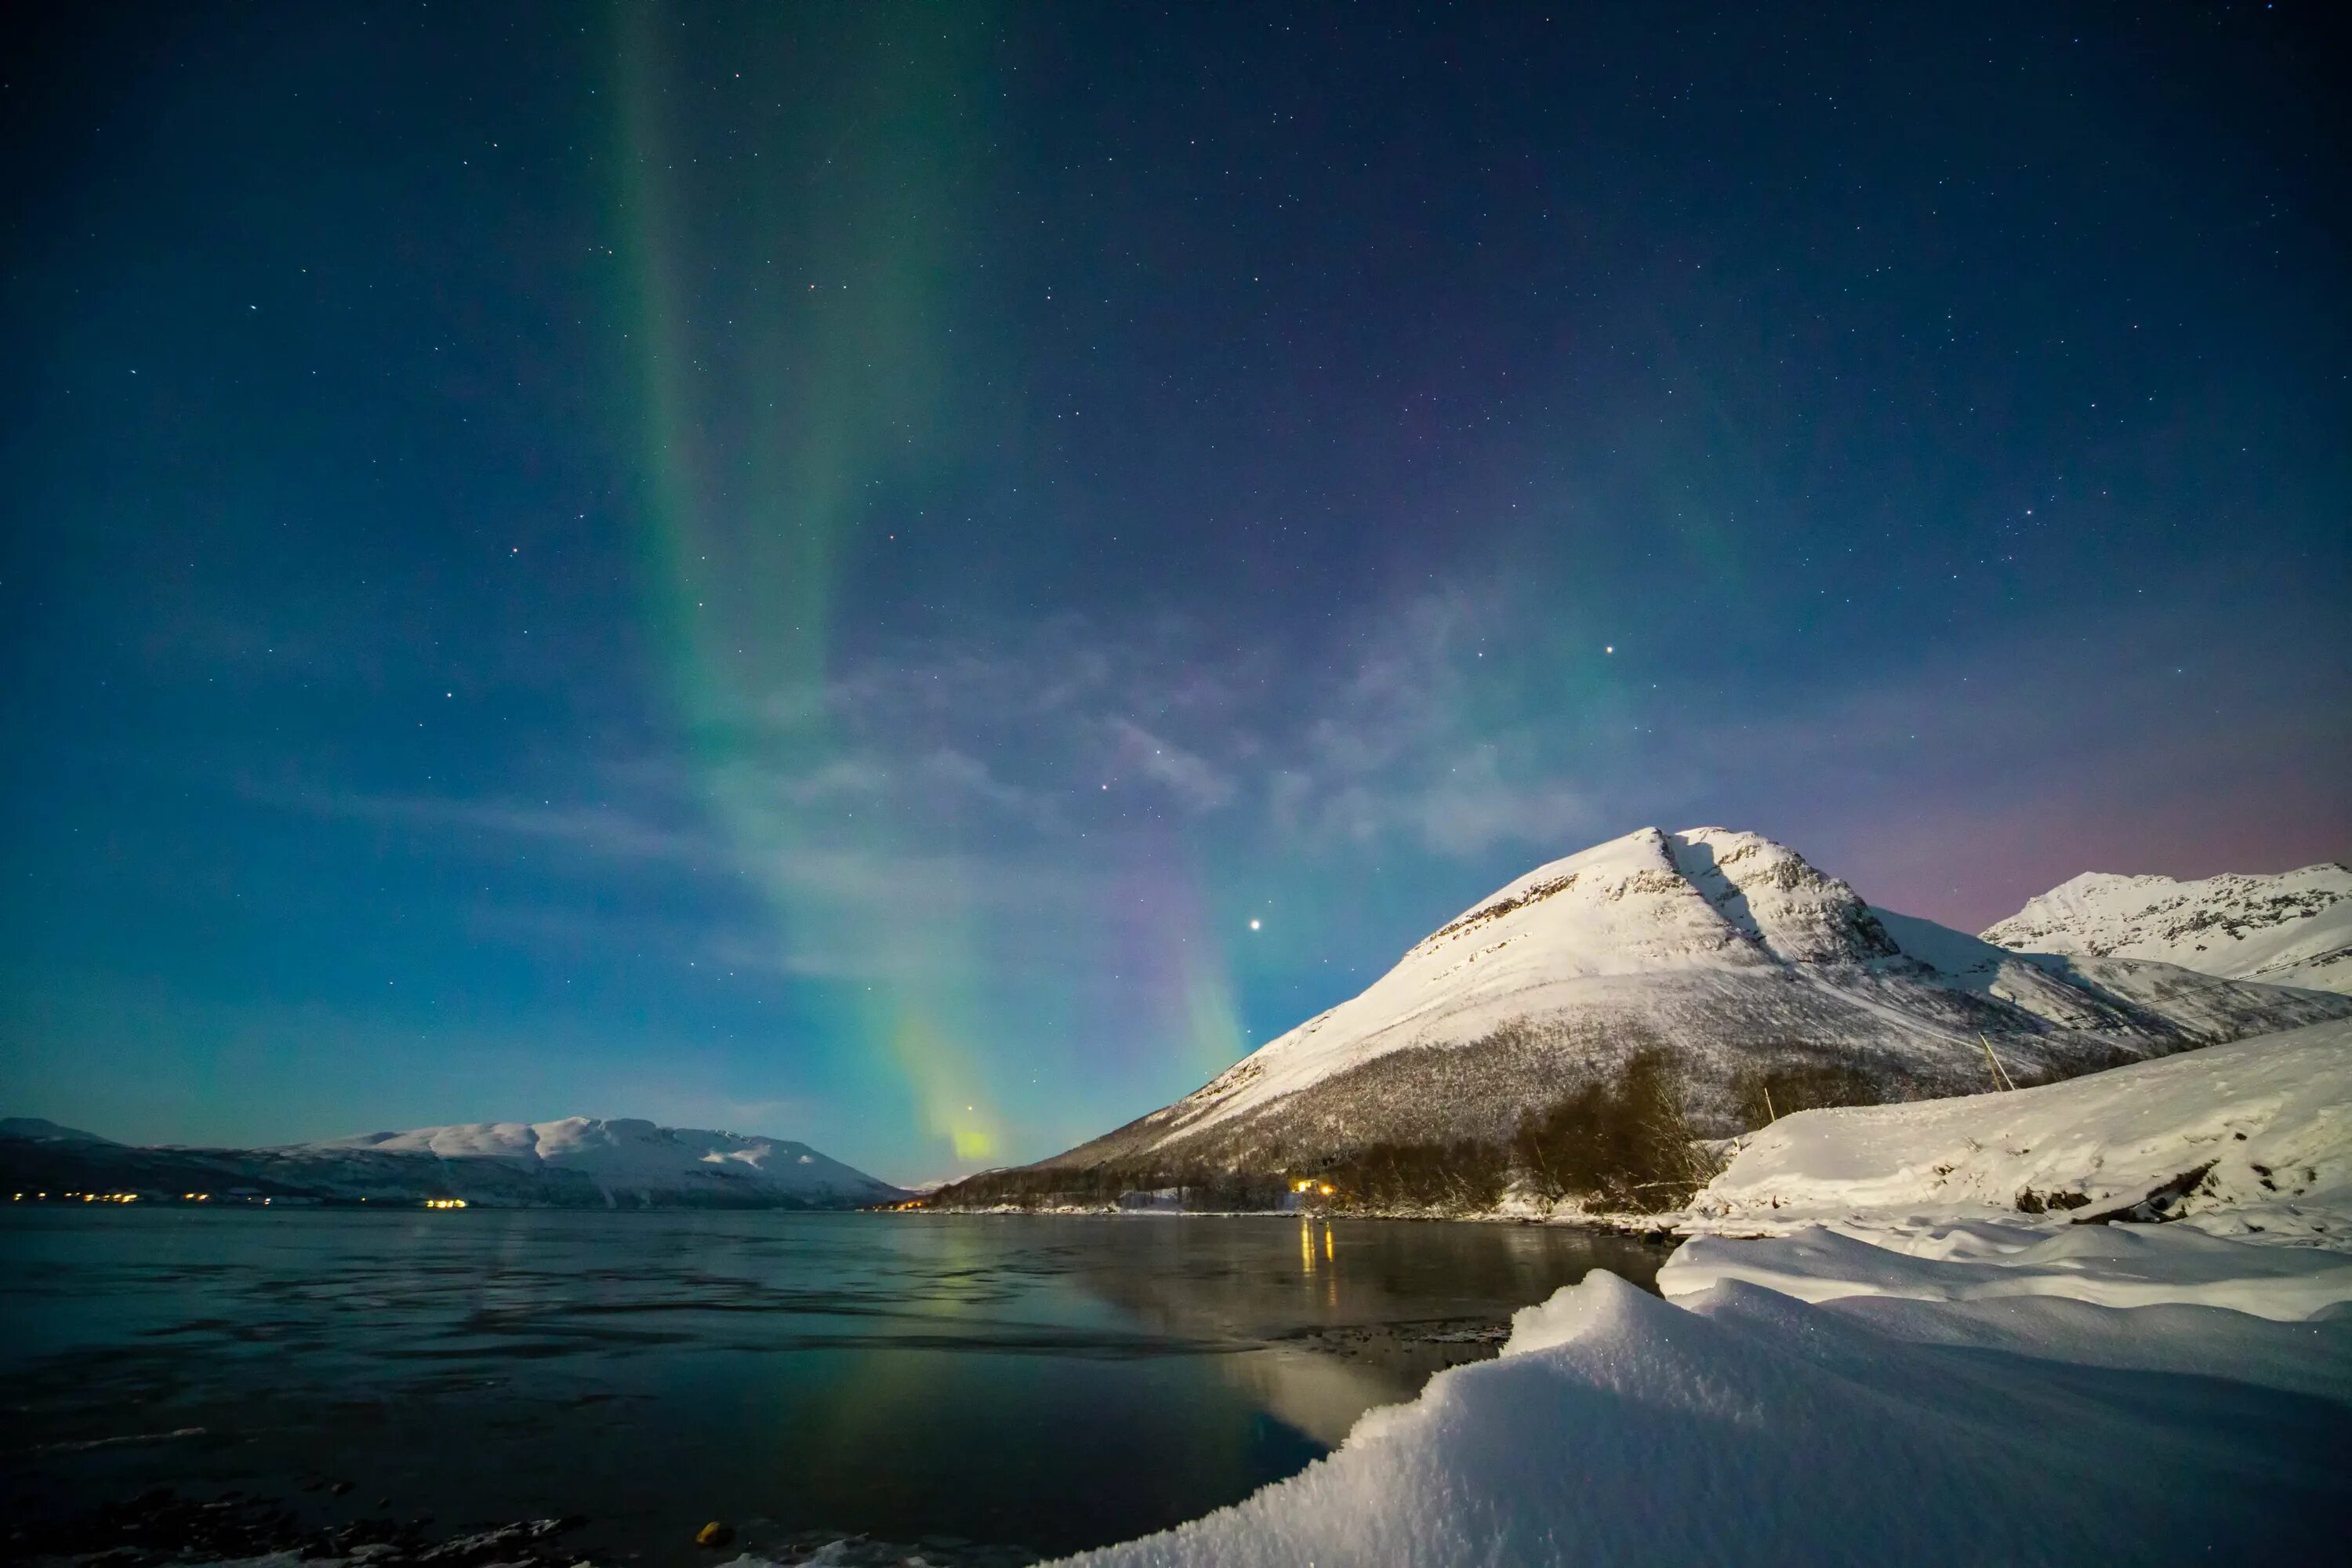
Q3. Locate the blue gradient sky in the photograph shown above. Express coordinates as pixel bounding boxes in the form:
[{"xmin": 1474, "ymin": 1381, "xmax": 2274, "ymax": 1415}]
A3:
[{"xmin": 4, "ymin": 2, "xmax": 2347, "ymax": 1182}]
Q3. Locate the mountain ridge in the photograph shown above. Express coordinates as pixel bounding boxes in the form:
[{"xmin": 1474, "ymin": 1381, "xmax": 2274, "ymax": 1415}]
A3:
[
  {"xmin": 0, "ymin": 1114, "xmax": 906, "ymax": 1209},
  {"xmin": 1982, "ymin": 862, "xmax": 2352, "ymax": 994}
]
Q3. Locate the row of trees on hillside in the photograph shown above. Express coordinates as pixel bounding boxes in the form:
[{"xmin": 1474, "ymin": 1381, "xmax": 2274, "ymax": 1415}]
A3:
[{"xmin": 927, "ymin": 1045, "xmax": 1886, "ymax": 1216}]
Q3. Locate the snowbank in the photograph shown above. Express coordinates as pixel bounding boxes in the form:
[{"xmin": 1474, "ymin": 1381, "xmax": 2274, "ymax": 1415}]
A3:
[
  {"xmin": 1057, "ymin": 1251, "xmax": 2351, "ymax": 1566},
  {"xmin": 1685, "ymin": 1016, "xmax": 2352, "ymax": 1244},
  {"xmin": 1660, "ymin": 1219, "xmax": 2352, "ymax": 1320}
]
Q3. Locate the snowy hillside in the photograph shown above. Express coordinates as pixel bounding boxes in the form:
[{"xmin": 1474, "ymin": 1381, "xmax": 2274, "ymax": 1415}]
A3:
[
  {"xmin": 1684, "ymin": 1015, "xmax": 2352, "ymax": 1243},
  {"xmin": 0, "ymin": 1115, "xmax": 906, "ymax": 1208},
  {"xmin": 987, "ymin": 827, "xmax": 2349, "ymax": 1196},
  {"xmin": 1982, "ymin": 862, "xmax": 2352, "ymax": 993}
]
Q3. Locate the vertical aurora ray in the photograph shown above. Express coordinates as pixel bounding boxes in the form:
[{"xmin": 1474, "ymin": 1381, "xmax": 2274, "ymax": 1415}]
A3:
[
  {"xmin": 1110, "ymin": 837, "xmax": 1250, "ymax": 1083},
  {"xmin": 607, "ymin": 2, "xmax": 1012, "ymax": 1164}
]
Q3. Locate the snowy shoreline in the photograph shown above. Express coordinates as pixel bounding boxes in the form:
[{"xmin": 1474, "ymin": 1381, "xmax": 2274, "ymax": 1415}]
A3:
[
  {"xmin": 54, "ymin": 1026, "xmax": 2350, "ymax": 1567},
  {"xmin": 1030, "ymin": 1020, "xmax": 2352, "ymax": 1566},
  {"xmin": 1047, "ymin": 1229, "xmax": 2352, "ymax": 1566}
]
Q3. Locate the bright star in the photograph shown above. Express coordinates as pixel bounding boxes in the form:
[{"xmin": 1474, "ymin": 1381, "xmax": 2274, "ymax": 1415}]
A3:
[{"xmin": 1250, "ymin": 918, "xmax": 1261, "ymax": 931}]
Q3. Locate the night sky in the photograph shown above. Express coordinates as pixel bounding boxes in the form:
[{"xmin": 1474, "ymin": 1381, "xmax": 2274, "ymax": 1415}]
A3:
[{"xmin": 5, "ymin": 2, "xmax": 2347, "ymax": 1182}]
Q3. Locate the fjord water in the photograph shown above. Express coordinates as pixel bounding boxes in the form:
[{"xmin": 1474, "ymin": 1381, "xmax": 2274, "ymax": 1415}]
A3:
[{"xmin": 2, "ymin": 1209, "xmax": 1665, "ymax": 1563}]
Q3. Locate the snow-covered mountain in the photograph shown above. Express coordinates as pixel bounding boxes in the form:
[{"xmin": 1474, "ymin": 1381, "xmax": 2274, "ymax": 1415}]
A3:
[
  {"xmin": 982, "ymin": 827, "xmax": 2350, "ymax": 1194},
  {"xmin": 1982, "ymin": 863, "xmax": 2352, "ymax": 994},
  {"xmin": 0, "ymin": 1116, "xmax": 114, "ymax": 1145},
  {"xmin": 0, "ymin": 1115, "xmax": 906, "ymax": 1208}
]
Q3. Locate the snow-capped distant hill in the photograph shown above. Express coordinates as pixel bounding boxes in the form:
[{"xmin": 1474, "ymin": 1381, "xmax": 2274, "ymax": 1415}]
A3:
[
  {"xmin": 0, "ymin": 1116, "xmax": 114, "ymax": 1145},
  {"xmin": 292, "ymin": 1116, "xmax": 906, "ymax": 1206},
  {"xmin": 989, "ymin": 828, "xmax": 2350, "ymax": 1192},
  {"xmin": 1982, "ymin": 863, "xmax": 2352, "ymax": 994},
  {"xmin": 0, "ymin": 1115, "xmax": 906, "ymax": 1208}
]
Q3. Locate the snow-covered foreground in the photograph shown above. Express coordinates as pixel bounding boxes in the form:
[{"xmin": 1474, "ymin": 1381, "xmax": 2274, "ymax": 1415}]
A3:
[
  {"xmin": 1664, "ymin": 1219, "xmax": 2352, "ymax": 1320},
  {"xmin": 1054, "ymin": 1229, "xmax": 2351, "ymax": 1566},
  {"xmin": 1051, "ymin": 1025, "xmax": 2352, "ymax": 1566},
  {"xmin": 1687, "ymin": 1014, "xmax": 2352, "ymax": 1244}
]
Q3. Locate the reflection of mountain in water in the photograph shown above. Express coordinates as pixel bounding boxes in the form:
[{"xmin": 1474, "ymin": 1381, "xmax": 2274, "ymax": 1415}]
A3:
[{"xmin": 1068, "ymin": 1218, "xmax": 1668, "ymax": 1444}]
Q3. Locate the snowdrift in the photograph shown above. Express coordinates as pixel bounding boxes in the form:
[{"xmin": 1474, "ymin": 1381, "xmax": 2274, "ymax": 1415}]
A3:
[
  {"xmin": 1056, "ymin": 1254, "xmax": 2352, "ymax": 1566},
  {"xmin": 1686, "ymin": 1015, "xmax": 2352, "ymax": 1244}
]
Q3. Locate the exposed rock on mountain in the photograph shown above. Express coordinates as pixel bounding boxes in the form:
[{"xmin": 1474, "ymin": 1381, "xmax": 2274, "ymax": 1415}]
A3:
[{"xmin": 1983, "ymin": 863, "xmax": 2352, "ymax": 995}]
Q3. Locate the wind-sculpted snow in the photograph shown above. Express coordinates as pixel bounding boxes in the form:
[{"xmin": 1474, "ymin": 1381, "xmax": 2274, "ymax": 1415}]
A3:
[
  {"xmin": 1686, "ymin": 1017, "xmax": 2352, "ymax": 1243},
  {"xmin": 1984, "ymin": 862, "xmax": 2352, "ymax": 993},
  {"xmin": 1664, "ymin": 1221, "xmax": 2352, "ymax": 1319},
  {"xmin": 1011, "ymin": 827, "xmax": 2349, "ymax": 1191},
  {"xmin": 1058, "ymin": 1254, "xmax": 2352, "ymax": 1566}
]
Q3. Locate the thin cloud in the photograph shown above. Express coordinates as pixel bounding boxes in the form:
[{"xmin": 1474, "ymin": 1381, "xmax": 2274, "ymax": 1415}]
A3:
[{"xmin": 1110, "ymin": 719, "xmax": 1238, "ymax": 812}]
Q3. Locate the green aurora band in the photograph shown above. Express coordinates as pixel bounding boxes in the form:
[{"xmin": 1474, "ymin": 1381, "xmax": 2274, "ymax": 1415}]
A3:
[{"xmin": 612, "ymin": 4, "xmax": 1015, "ymax": 1163}]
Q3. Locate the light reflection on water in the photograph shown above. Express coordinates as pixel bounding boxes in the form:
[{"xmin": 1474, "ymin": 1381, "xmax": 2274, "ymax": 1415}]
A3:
[{"xmin": 0, "ymin": 1208, "xmax": 1667, "ymax": 1562}]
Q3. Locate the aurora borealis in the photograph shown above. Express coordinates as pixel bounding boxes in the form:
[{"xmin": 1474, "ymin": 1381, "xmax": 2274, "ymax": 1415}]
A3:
[{"xmin": 5, "ymin": 2, "xmax": 2347, "ymax": 1181}]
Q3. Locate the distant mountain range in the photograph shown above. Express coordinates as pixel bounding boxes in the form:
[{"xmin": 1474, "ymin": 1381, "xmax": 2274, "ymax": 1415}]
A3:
[
  {"xmin": 937, "ymin": 827, "xmax": 2351, "ymax": 1210},
  {"xmin": 1981, "ymin": 863, "xmax": 2351, "ymax": 994},
  {"xmin": 0, "ymin": 1116, "xmax": 907, "ymax": 1209}
]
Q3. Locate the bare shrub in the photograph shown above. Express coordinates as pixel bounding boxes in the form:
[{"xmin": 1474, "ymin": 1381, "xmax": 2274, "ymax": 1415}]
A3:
[
  {"xmin": 1512, "ymin": 1047, "xmax": 1708, "ymax": 1213},
  {"xmin": 1316, "ymin": 1137, "xmax": 1510, "ymax": 1212},
  {"xmin": 1730, "ymin": 1058, "xmax": 1882, "ymax": 1129}
]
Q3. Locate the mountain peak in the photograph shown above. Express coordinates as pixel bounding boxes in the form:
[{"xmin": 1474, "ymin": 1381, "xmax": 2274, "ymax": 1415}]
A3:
[
  {"xmin": 1985, "ymin": 862, "xmax": 2352, "ymax": 993},
  {"xmin": 1665, "ymin": 827, "xmax": 1899, "ymax": 966},
  {"xmin": 1406, "ymin": 825, "xmax": 1895, "ymax": 977}
]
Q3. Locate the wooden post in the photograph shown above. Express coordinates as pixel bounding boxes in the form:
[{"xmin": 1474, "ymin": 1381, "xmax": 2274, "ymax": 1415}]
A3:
[{"xmin": 1979, "ymin": 1034, "xmax": 2016, "ymax": 1092}]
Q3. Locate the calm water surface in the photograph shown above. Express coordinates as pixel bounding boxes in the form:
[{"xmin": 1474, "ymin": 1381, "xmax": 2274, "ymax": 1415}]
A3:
[{"xmin": 0, "ymin": 1209, "xmax": 1668, "ymax": 1562}]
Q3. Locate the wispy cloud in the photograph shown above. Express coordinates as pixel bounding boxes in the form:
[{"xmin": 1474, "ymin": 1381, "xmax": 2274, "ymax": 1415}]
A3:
[
  {"xmin": 1109, "ymin": 719, "xmax": 1238, "ymax": 813},
  {"xmin": 281, "ymin": 789, "xmax": 724, "ymax": 866},
  {"xmin": 283, "ymin": 585, "xmax": 1640, "ymax": 887},
  {"xmin": 253, "ymin": 585, "xmax": 1692, "ymax": 986}
]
